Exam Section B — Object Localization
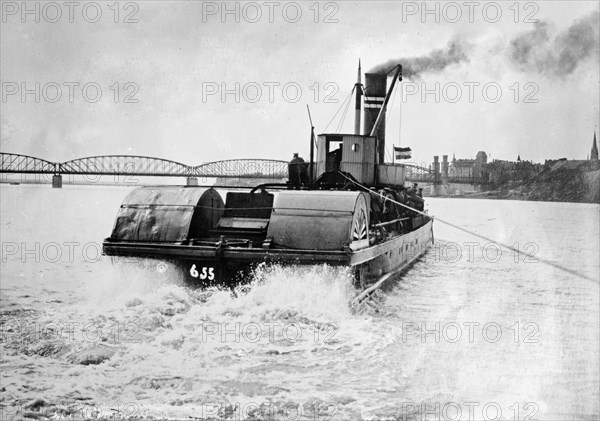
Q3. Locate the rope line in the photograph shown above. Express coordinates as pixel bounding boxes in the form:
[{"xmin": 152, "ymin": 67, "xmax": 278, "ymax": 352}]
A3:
[
  {"xmin": 323, "ymin": 87, "xmax": 354, "ymax": 133},
  {"xmin": 337, "ymin": 171, "xmax": 598, "ymax": 284},
  {"xmin": 336, "ymin": 89, "xmax": 354, "ymax": 133},
  {"xmin": 336, "ymin": 87, "xmax": 355, "ymax": 133}
]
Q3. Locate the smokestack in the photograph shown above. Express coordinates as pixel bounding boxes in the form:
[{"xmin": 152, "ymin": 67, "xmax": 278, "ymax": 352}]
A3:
[
  {"xmin": 354, "ymin": 59, "xmax": 362, "ymax": 135},
  {"xmin": 363, "ymin": 73, "xmax": 387, "ymax": 163}
]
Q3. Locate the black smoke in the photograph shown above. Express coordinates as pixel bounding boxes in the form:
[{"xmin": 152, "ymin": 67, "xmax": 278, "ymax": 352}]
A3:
[
  {"xmin": 370, "ymin": 10, "xmax": 599, "ymax": 80},
  {"xmin": 369, "ymin": 39, "xmax": 468, "ymax": 79},
  {"xmin": 509, "ymin": 10, "xmax": 599, "ymax": 77}
]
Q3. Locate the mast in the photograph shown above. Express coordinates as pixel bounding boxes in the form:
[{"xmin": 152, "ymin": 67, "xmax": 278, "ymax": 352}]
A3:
[
  {"xmin": 306, "ymin": 105, "xmax": 315, "ymax": 183},
  {"xmin": 354, "ymin": 59, "xmax": 362, "ymax": 135}
]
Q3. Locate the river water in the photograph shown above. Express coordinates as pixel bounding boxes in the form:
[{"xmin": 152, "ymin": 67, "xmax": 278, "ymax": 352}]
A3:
[{"xmin": 0, "ymin": 184, "xmax": 598, "ymax": 420}]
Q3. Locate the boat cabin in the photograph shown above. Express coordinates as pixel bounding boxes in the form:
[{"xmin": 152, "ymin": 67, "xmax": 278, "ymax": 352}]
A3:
[{"xmin": 314, "ymin": 133, "xmax": 406, "ymax": 188}]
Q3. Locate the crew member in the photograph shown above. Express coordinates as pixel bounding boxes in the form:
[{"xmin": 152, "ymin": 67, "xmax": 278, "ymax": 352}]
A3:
[
  {"xmin": 417, "ymin": 188, "xmax": 424, "ymax": 211},
  {"xmin": 288, "ymin": 153, "xmax": 307, "ymax": 187},
  {"xmin": 369, "ymin": 187, "xmax": 382, "ymax": 224},
  {"xmin": 407, "ymin": 184, "xmax": 423, "ymax": 214},
  {"xmin": 380, "ymin": 188, "xmax": 400, "ymax": 228},
  {"xmin": 407, "ymin": 183, "xmax": 418, "ymax": 196}
]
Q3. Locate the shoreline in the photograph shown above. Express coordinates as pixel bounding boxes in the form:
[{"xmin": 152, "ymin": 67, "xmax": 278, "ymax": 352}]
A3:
[
  {"xmin": 429, "ymin": 191, "xmax": 600, "ymax": 204},
  {"xmin": 3, "ymin": 180, "xmax": 598, "ymax": 204}
]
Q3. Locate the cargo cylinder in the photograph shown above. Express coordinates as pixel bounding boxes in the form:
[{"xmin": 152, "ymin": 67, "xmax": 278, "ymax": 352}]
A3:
[{"xmin": 363, "ymin": 73, "xmax": 387, "ymax": 164}]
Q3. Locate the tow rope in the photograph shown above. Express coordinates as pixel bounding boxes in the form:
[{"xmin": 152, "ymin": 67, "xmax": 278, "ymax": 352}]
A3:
[{"xmin": 338, "ymin": 171, "xmax": 598, "ymax": 284}]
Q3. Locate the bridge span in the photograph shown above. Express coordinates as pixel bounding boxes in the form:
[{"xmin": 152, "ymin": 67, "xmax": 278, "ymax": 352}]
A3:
[
  {"xmin": 1, "ymin": 152, "xmax": 449, "ymax": 187},
  {"xmin": 0, "ymin": 153, "xmax": 292, "ymax": 187}
]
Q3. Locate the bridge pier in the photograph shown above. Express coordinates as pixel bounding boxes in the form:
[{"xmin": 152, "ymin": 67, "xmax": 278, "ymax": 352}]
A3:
[
  {"xmin": 442, "ymin": 155, "xmax": 449, "ymax": 181},
  {"xmin": 433, "ymin": 156, "xmax": 441, "ymax": 184},
  {"xmin": 52, "ymin": 175, "xmax": 62, "ymax": 188},
  {"xmin": 429, "ymin": 183, "xmax": 447, "ymax": 196},
  {"xmin": 186, "ymin": 177, "xmax": 198, "ymax": 186}
]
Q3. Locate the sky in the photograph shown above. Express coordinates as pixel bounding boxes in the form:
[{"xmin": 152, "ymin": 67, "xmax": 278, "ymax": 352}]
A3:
[{"xmin": 1, "ymin": 1, "xmax": 599, "ymax": 167}]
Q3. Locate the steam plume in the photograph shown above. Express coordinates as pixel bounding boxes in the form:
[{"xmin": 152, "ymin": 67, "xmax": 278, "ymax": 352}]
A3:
[
  {"xmin": 369, "ymin": 40, "xmax": 468, "ymax": 78},
  {"xmin": 510, "ymin": 11, "xmax": 599, "ymax": 77},
  {"xmin": 370, "ymin": 11, "xmax": 599, "ymax": 80}
]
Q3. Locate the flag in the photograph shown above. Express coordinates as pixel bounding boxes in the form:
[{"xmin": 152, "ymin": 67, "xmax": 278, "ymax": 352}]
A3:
[{"xmin": 394, "ymin": 146, "xmax": 412, "ymax": 160}]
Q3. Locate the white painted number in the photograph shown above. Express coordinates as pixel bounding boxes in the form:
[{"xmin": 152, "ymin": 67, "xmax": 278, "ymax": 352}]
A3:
[{"xmin": 189, "ymin": 264, "xmax": 215, "ymax": 280}]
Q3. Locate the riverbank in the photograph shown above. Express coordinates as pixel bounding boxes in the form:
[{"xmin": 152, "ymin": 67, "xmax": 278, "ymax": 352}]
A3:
[
  {"xmin": 445, "ymin": 161, "xmax": 600, "ymax": 204},
  {"xmin": 3, "ymin": 162, "xmax": 599, "ymax": 204}
]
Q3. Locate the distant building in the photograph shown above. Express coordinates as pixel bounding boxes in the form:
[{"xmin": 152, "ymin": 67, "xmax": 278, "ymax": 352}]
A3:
[
  {"xmin": 486, "ymin": 158, "xmax": 542, "ymax": 184},
  {"xmin": 475, "ymin": 151, "xmax": 488, "ymax": 164},
  {"xmin": 446, "ymin": 134, "xmax": 598, "ymax": 184},
  {"xmin": 449, "ymin": 151, "xmax": 487, "ymax": 180}
]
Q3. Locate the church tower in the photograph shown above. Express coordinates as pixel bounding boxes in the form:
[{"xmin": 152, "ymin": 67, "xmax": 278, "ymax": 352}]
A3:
[{"xmin": 592, "ymin": 132, "xmax": 599, "ymax": 161}]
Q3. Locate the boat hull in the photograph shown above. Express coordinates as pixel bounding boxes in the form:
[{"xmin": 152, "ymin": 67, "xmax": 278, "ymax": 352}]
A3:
[
  {"xmin": 104, "ymin": 219, "xmax": 434, "ymax": 288},
  {"xmin": 352, "ymin": 219, "xmax": 434, "ymax": 288}
]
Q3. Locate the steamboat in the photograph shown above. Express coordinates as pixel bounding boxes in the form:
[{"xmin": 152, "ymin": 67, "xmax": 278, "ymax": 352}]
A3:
[{"xmin": 103, "ymin": 64, "xmax": 434, "ymax": 306}]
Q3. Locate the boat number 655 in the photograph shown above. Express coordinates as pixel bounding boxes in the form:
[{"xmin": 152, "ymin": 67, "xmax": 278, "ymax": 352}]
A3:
[{"xmin": 190, "ymin": 264, "xmax": 215, "ymax": 280}]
